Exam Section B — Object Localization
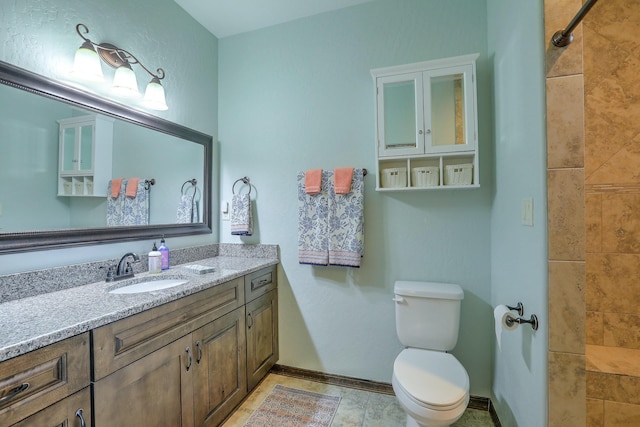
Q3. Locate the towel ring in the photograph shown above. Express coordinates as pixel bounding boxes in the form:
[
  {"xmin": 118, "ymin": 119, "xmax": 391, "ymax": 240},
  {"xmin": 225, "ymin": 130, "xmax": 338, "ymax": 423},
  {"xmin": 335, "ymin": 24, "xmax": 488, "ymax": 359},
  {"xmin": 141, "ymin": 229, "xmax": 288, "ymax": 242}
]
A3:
[
  {"xmin": 232, "ymin": 177, "xmax": 252, "ymax": 196},
  {"xmin": 181, "ymin": 178, "xmax": 197, "ymax": 194}
]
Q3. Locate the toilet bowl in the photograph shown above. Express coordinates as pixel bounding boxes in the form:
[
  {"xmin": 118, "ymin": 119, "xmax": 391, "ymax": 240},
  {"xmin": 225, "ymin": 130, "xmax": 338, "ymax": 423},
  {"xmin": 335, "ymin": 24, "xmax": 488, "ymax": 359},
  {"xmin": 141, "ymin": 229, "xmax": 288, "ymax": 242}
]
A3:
[
  {"xmin": 392, "ymin": 281, "xmax": 469, "ymax": 427},
  {"xmin": 392, "ymin": 348, "xmax": 469, "ymax": 427}
]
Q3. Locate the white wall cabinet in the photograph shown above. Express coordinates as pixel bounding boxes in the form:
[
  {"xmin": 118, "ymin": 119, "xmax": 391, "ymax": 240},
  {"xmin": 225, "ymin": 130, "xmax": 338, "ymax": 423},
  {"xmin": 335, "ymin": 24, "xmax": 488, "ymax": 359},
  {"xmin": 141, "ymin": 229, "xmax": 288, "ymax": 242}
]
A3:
[
  {"xmin": 57, "ymin": 115, "xmax": 113, "ymax": 197},
  {"xmin": 371, "ymin": 54, "xmax": 479, "ymax": 190}
]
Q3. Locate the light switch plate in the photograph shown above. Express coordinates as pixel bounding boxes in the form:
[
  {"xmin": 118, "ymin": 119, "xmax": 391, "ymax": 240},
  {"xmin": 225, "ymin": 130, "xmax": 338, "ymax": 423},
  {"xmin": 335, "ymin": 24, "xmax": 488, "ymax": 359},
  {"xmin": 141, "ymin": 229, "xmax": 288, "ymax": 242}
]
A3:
[
  {"xmin": 522, "ymin": 197, "xmax": 533, "ymax": 226},
  {"xmin": 221, "ymin": 201, "xmax": 230, "ymax": 221}
]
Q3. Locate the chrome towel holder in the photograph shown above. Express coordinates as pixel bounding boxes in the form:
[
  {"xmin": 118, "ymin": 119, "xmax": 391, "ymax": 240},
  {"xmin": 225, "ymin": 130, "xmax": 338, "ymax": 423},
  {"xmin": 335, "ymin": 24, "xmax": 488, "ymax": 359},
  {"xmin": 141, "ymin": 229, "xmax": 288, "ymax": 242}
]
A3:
[{"xmin": 233, "ymin": 176, "xmax": 252, "ymax": 195}]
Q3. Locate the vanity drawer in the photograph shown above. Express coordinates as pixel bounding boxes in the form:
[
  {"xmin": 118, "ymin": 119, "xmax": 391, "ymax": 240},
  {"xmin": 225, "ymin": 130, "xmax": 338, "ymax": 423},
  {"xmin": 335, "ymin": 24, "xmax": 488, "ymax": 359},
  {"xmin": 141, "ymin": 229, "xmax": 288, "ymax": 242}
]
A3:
[
  {"xmin": 0, "ymin": 333, "xmax": 90, "ymax": 426},
  {"xmin": 244, "ymin": 266, "xmax": 277, "ymax": 303},
  {"xmin": 93, "ymin": 278, "xmax": 244, "ymax": 380}
]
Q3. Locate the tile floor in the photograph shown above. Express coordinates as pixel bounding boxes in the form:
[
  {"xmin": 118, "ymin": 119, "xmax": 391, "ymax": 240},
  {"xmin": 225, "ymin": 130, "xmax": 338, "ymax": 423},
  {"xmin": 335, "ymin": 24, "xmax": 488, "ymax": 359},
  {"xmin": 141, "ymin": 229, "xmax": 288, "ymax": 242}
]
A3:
[{"xmin": 221, "ymin": 373, "xmax": 496, "ymax": 427}]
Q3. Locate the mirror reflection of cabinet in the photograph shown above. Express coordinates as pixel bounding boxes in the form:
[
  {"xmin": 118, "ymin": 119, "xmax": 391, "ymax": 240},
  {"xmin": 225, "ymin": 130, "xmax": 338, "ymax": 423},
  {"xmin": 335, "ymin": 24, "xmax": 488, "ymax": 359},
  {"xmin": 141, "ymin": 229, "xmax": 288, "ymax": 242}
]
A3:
[
  {"xmin": 372, "ymin": 54, "xmax": 479, "ymax": 190},
  {"xmin": 57, "ymin": 115, "xmax": 113, "ymax": 197}
]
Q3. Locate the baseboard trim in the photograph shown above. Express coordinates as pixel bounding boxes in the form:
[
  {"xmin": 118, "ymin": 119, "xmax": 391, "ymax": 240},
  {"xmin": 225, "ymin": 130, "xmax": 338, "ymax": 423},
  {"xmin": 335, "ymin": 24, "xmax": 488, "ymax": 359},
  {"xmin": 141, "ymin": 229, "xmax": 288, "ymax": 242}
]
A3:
[{"xmin": 271, "ymin": 364, "xmax": 500, "ymax": 426}]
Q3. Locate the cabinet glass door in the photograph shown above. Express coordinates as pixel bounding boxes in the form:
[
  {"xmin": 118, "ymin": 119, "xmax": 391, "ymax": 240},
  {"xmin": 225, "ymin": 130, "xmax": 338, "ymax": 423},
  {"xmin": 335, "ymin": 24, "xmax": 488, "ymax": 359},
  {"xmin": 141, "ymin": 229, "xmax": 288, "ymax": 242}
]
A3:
[
  {"xmin": 425, "ymin": 64, "xmax": 475, "ymax": 153},
  {"xmin": 78, "ymin": 124, "xmax": 93, "ymax": 172},
  {"xmin": 61, "ymin": 127, "xmax": 76, "ymax": 173},
  {"xmin": 377, "ymin": 73, "xmax": 424, "ymax": 157}
]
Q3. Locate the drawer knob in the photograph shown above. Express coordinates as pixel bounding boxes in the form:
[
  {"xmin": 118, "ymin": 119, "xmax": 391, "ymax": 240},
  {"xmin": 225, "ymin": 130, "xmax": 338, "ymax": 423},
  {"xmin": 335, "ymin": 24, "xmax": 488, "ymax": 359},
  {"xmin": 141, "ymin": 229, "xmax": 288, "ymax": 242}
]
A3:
[{"xmin": 0, "ymin": 383, "xmax": 29, "ymax": 405}]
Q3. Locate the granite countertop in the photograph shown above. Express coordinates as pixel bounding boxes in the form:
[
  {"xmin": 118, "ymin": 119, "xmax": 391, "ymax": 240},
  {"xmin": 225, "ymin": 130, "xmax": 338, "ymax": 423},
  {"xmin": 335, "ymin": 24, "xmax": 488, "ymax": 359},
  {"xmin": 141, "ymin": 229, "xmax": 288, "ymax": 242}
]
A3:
[{"xmin": 0, "ymin": 256, "xmax": 278, "ymax": 362}]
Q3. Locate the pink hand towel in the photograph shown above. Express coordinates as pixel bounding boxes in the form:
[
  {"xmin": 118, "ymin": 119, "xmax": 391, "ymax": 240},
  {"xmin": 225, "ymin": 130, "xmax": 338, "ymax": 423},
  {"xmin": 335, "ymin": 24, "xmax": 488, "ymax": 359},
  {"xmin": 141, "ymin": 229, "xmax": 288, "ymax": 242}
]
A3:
[
  {"xmin": 305, "ymin": 169, "xmax": 322, "ymax": 194},
  {"xmin": 110, "ymin": 178, "xmax": 123, "ymax": 198},
  {"xmin": 125, "ymin": 178, "xmax": 140, "ymax": 198},
  {"xmin": 334, "ymin": 167, "xmax": 354, "ymax": 194}
]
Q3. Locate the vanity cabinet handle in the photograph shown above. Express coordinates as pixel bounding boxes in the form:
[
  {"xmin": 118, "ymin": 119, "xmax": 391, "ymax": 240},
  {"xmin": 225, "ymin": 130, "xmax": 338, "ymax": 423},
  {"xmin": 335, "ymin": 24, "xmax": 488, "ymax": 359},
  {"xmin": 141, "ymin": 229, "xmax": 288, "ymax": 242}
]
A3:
[
  {"xmin": 195, "ymin": 341, "xmax": 203, "ymax": 364},
  {"xmin": 76, "ymin": 408, "xmax": 86, "ymax": 427},
  {"xmin": 247, "ymin": 313, "xmax": 254, "ymax": 329},
  {"xmin": 185, "ymin": 347, "xmax": 193, "ymax": 371},
  {"xmin": 0, "ymin": 383, "xmax": 29, "ymax": 405}
]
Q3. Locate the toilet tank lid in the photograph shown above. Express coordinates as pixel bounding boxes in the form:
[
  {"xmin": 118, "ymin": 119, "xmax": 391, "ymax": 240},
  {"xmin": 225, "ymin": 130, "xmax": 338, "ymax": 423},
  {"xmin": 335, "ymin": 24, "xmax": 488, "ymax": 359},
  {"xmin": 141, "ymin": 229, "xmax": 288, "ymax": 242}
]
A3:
[{"xmin": 394, "ymin": 281, "xmax": 464, "ymax": 300}]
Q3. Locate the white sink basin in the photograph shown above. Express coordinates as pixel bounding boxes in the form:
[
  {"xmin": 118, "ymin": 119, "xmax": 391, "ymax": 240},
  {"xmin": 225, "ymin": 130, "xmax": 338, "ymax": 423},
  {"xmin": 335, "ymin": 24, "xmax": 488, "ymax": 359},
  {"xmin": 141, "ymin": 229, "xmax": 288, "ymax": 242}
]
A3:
[{"xmin": 109, "ymin": 279, "xmax": 188, "ymax": 294}]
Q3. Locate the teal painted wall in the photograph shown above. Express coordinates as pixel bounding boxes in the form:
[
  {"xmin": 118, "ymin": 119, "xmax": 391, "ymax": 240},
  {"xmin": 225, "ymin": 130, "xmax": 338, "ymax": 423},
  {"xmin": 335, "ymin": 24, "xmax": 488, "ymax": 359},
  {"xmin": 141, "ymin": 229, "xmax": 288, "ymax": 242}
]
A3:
[
  {"xmin": 0, "ymin": 0, "xmax": 218, "ymax": 274},
  {"xmin": 219, "ymin": 0, "xmax": 494, "ymax": 394},
  {"xmin": 487, "ymin": 1, "xmax": 548, "ymax": 425}
]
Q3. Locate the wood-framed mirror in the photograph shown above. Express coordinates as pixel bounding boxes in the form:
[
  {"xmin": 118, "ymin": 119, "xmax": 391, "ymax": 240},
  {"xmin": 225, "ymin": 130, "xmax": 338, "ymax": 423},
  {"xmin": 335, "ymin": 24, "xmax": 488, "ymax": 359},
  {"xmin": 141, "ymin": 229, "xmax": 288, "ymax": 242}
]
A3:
[{"xmin": 0, "ymin": 60, "xmax": 212, "ymax": 254}]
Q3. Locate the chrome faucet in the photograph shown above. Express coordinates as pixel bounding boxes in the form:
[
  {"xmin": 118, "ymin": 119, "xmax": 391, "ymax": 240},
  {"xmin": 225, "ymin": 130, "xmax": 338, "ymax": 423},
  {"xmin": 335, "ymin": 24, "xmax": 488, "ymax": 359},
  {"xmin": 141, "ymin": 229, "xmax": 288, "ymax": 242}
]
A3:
[{"xmin": 115, "ymin": 252, "xmax": 140, "ymax": 280}]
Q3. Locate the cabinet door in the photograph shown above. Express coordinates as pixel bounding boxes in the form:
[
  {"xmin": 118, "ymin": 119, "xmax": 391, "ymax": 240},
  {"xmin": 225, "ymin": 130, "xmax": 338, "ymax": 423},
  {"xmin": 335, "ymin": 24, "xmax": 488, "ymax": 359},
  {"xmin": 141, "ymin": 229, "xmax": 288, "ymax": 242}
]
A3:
[
  {"xmin": 60, "ymin": 126, "xmax": 77, "ymax": 174},
  {"xmin": 93, "ymin": 335, "xmax": 194, "ymax": 427},
  {"xmin": 10, "ymin": 388, "xmax": 91, "ymax": 427},
  {"xmin": 77, "ymin": 124, "xmax": 94, "ymax": 172},
  {"xmin": 193, "ymin": 307, "xmax": 247, "ymax": 427},
  {"xmin": 246, "ymin": 289, "xmax": 279, "ymax": 390},
  {"xmin": 376, "ymin": 72, "xmax": 425, "ymax": 157},
  {"xmin": 424, "ymin": 64, "xmax": 476, "ymax": 153}
]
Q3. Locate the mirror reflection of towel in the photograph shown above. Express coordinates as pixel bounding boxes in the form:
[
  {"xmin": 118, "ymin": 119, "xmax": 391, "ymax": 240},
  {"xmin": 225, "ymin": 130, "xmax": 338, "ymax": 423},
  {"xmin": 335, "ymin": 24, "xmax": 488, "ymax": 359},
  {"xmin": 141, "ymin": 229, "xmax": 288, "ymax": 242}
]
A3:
[
  {"xmin": 176, "ymin": 195, "xmax": 198, "ymax": 223},
  {"xmin": 231, "ymin": 193, "xmax": 252, "ymax": 235}
]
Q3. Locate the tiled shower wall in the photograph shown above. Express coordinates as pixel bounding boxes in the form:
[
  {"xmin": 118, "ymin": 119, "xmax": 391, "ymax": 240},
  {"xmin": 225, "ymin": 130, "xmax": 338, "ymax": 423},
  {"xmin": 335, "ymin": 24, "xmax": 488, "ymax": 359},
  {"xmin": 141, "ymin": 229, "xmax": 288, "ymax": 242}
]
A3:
[
  {"xmin": 546, "ymin": 0, "xmax": 640, "ymax": 426},
  {"xmin": 584, "ymin": 0, "xmax": 640, "ymax": 350},
  {"xmin": 583, "ymin": 1, "xmax": 640, "ymax": 425},
  {"xmin": 545, "ymin": 0, "xmax": 586, "ymax": 425}
]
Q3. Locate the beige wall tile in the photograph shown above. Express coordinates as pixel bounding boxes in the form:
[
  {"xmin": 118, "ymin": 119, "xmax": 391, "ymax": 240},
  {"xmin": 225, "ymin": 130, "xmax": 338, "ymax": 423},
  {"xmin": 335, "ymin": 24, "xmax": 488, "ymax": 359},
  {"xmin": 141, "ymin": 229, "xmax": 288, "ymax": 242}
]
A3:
[
  {"xmin": 587, "ymin": 254, "xmax": 640, "ymax": 314},
  {"xmin": 548, "ymin": 169, "xmax": 585, "ymax": 261},
  {"xmin": 586, "ymin": 71, "xmax": 640, "ymax": 138},
  {"xmin": 583, "ymin": 26, "xmax": 628, "ymax": 96},
  {"xmin": 547, "ymin": 75, "xmax": 585, "ymax": 169},
  {"xmin": 586, "ymin": 194, "xmax": 602, "ymax": 253},
  {"xmin": 604, "ymin": 401, "xmax": 640, "ymax": 426},
  {"xmin": 549, "ymin": 261, "xmax": 585, "ymax": 353},
  {"xmin": 545, "ymin": 0, "xmax": 583, "ymax": 77},
  {"xmin": 586, "ymin": 139, "xmax": 640, "ymax": 186},
  {"xmin": 584, "ymin": 0, "xmax": 640, "ymax": 54},
  {"xmin": 587, "ymin": 398, "xmax": 604, "ymax": 427},
  {"xmin": 601, "ymin": 194, "xmax": 640, "ymax": 254},
  {"xmin": 549, "ymin": 351, "xmax": 586, "ymax": 427},
  {"xmin": 604, "ymin": 313, "xmax": 640, "ymax": 349},
  {"xmin": 584, "ymin": 102, "xmax": 635, "ymax": 180},
  {"xmin": 587, "ymin": 370, "xmax": 640, "ymax": 406},
  {"xmin": 587, "ymin": 311, "xmax": 604, "ymax": 346}
]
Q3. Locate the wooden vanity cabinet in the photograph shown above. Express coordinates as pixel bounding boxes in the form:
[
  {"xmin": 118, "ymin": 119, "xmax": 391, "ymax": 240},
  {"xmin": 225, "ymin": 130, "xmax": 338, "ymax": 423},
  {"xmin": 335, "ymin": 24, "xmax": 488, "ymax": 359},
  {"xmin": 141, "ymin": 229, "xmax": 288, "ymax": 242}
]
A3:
[
  {"xmin": 245, "ymin": 267, "xmax": 279, "ymax": 390},
  {"xmin": 0, "ymin": 333, "xmax": 90, "ymax": 427},
  {"xmin": 93, "ymin": 335, "xmax": 194, "ymax": 426},
  {"xmin": 193, "ymin": 307, "xmax": 247, "ymax": 426},
  {"xmin": 92, "ymin": 278, "xmax": 244, "ymax": 426}
]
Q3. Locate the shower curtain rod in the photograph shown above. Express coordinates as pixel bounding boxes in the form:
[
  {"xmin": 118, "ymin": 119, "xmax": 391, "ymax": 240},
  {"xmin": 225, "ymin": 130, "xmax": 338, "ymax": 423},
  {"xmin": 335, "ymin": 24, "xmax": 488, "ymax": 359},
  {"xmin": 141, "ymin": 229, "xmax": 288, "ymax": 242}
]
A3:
[{"xmin": 551, "ymin": 0, "xmax": 599, "ymax": 47}]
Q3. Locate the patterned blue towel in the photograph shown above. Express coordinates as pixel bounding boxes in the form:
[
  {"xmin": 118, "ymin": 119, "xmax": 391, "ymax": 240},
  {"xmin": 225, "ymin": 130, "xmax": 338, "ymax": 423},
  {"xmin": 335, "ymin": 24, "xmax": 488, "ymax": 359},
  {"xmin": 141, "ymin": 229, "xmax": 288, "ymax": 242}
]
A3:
[
  {"xmin": 297, "ymin": 169, "xmax": 365, "ymax": 267},
  {"xmin": 297, "ymin": 171, "xmax": 330, "ymax": 265},
  {"xmin": 328, "ymin": 169, "xmax": 364, "ymax": 267},
  {"xmin": 231, "ymin": 193, "xmax": 252, "ymax": 235},
  {"xmin": 176, "ymin": 195, "xmax": 198, "ymax": 223}
]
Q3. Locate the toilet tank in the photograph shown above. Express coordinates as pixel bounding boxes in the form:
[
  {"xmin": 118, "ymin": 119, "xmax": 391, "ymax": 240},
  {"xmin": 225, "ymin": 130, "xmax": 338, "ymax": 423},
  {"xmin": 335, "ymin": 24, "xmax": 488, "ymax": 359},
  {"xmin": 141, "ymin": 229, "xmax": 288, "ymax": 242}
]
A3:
[{"xmin": 394, "ymin": 281, "xmax": 464, "ymax": 351}]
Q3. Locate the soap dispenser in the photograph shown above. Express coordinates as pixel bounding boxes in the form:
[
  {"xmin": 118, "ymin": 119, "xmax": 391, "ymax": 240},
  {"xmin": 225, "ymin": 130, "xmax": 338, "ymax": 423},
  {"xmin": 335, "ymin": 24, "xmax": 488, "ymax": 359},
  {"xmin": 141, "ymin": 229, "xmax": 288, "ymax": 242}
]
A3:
[
  {"xmin": 148, "ymin": 242, "xmax": 161, "ymax": 273},
  {"xmin": 158, "ymin": 236, "xmax": 170, "ymax": 270}
]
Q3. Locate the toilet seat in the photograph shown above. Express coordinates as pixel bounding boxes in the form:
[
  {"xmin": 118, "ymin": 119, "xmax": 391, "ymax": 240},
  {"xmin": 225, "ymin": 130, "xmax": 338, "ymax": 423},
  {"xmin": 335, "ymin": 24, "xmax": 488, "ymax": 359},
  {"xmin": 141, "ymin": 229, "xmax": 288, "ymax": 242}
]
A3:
[{"xmin": 393, "ymin": 348, "xmax": 469, "ymax": 411}]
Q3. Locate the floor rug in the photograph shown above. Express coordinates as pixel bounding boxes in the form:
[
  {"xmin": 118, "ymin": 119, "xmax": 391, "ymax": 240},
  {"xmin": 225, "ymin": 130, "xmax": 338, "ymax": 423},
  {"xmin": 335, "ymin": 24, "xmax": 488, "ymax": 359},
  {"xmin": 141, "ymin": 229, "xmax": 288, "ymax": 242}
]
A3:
[{"xmin": 243, "ymin": 384, "xmax": 341, "ymax": 427}]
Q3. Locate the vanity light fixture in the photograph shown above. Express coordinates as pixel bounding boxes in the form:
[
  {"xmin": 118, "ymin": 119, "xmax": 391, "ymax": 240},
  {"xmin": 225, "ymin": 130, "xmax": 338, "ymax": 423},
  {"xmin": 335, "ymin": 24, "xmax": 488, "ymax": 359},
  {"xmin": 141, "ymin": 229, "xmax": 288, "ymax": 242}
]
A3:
[{"xmin": 71, "ymin": 23, "xmax": 168, "ymax": 110}]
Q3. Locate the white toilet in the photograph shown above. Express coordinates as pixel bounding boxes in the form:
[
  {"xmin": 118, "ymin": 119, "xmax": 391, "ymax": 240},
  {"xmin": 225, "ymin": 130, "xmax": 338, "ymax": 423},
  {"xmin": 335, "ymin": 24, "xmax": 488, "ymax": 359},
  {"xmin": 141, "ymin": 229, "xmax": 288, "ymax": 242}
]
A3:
[{"xmin": 392, "ymin": 281, "xmax": 469, "ymax": 427}]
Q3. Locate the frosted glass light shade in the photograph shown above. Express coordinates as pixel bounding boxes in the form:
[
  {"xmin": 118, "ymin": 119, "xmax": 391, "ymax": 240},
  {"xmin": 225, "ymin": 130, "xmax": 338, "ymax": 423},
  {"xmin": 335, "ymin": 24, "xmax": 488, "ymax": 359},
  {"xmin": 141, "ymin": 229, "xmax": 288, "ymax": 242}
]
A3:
[
  {"xmin": 111, "ymin": 64, "xmax": 139, "ymax": 97},
  {"xmin": 71, "ymin": 42, "xmax": 104, "ymax": 82},
  {"xmin": 142, "ymin": 78, "xmax": 168, "ymax": 110}
]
